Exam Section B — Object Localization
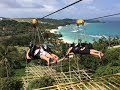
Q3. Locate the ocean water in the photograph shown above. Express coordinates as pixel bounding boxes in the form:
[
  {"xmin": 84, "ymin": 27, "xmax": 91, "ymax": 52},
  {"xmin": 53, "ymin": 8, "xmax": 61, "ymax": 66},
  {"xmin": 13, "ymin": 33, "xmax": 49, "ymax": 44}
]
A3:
[{"xmin": 58, "ymin": 22, "xmax": 120, "ymax": 43}]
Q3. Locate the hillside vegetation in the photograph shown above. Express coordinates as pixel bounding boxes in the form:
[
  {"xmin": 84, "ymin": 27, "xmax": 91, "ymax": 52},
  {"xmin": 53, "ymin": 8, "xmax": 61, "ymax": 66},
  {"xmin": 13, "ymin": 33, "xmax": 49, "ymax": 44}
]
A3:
[{"xmin": 0, "ymin": 19, "xmax": 120, "ymax": 89}]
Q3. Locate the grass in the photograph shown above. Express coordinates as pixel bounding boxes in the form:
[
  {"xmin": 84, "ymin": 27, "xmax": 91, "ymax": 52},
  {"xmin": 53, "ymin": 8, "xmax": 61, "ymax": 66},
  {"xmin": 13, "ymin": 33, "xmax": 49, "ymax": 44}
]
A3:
[
  {"xmin": 12, "ymin": 18, "xmax": 32, "ymax": 23},
  {"xmin": 13, "ymin": 68, "xmax": 25, "ymax": 77},
  {"xmin": 15, "ymin": 46, "xmax": 29, "ymax": 52}
]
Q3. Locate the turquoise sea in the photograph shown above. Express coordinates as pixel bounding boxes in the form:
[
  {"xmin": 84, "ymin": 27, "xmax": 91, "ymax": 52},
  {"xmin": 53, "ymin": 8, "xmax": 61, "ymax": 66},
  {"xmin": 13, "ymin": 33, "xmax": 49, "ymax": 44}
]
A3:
[{"xmin": 58, "ymin": 22, "xmax": 120, "ymax": 43}]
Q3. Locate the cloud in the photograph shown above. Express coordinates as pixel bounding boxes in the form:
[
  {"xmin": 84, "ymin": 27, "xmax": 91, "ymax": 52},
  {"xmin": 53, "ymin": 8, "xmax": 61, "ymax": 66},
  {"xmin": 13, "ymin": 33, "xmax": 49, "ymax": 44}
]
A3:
[
  {"xmin": 86, "ymin": 6, "xmax": 100, "ymax": 12},
  {"xmin": 0, "ymin": 0, "xmax": 59, "ymax": 8},
  {"xmin": 114, "ymin": 3, "xmax": 120, "ymax": 9},
  {"xmin": 0, "ymin": 3, "xmax": 7, "ymax": 8},
  {"xmin": 62, "ymin": 0, "xmax": 94, "ymax": 4},
  {"xmin": 81, "ymin": 0, "xmax": 94, "ymax": 4},
  {"xmin": 0, "ymin": 0, "xmax": 119, "ymax": 18},
  {"xmin": 0, "ymin": 0, "xmax": 60, "ymax": 18},
  {"xmin": 42, "ymin": 5, "xmax": 58, "ymax": 12},
  {"xmin": 63, "ymin": 0, "xmax": 78, "ymax": 4},
  {"xmin": 0, "ymin": 0, "xmax": 21, "ymax": 8},
  {"xmin": 0, "ymin": 0, "xmax": 99, "ymax": 18}
]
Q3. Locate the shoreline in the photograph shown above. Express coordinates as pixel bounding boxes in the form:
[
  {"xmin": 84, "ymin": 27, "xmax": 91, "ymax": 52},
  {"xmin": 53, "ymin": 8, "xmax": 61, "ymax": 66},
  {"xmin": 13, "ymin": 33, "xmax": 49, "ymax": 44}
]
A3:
[
  {"xmin": 49, "ymin": 24, "xmax": 117, "ymax": 44},
  {"xmin": 50, "ymin": 29, "xmax": 58, "ymax": 33},
  {"xmin": 50, "ymin": 26, "xmax": 63, "ymax": 33},
  {"xmin": 50, "ymin": 26, "xmax": 72, "ymax": 44}
]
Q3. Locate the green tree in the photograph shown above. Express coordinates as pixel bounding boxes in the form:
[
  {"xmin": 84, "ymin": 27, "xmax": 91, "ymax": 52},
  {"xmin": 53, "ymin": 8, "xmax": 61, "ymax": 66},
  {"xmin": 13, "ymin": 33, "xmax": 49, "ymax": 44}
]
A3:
[
  {"xmin": 0, "ymin": 78, "xmax": 22, "ymax": 90},
  {"xmin": 0, "ymin": 45, "xmax": 22, "ymax": 77},
  {"xmin": 27, "ymin": 76, "xmax": 55, "ymax": 90}
]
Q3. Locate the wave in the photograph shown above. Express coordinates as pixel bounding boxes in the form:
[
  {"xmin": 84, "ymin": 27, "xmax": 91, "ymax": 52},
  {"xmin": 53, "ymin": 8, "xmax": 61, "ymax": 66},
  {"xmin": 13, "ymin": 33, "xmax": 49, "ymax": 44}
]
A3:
[
  {"xmin": 88, "ymin": 35, "xmax": 108, "ymax": 38},
  {"xmin": 71, "ymin": 33, "xmax": 108, "ymax": 38},
  {"xmin": 71, "ymin": 28, "xmax": 84, "ymax": 32},
  {"xmin": 58, "ymin": 26, "xmax": 63, "ymax": 30},
  {"xmin": 71, "ymin": 30, "xmax": 79, "ymax": 32}
]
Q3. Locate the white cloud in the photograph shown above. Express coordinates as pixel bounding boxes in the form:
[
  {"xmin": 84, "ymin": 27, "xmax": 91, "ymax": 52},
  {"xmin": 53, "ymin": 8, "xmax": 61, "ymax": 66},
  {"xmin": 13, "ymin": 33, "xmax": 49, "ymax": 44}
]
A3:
[
  {"xmin": 86, "ymin": 6, "xmax": 100, "ymax": 12},
  {"xmin": 63, "ymin": 0, "xmax": 78, "ymax": 4},
  {"xmin": 114, "ymin": 3, "xmax": 120, "ymax": 9},
  {"xmin": 0, "ymin": 0, "xmax": 21, "ymax": 8},
  {"xmin": 0, "ymin": 3, "xmax": 8, "ymax": 8},
  {"xmin": 0, "ymin": 0, "xmax": 60, "ymax": 18},
  {"xmin": 0, "ymin": 0, "xmax": 119, "ymax": 19},
  {"xmin": 62, "ymin": 0, "xmax": 94, "ymax": 4},
  {"xmin": 0, "ymin": 0, "xmax": 59, "ymax": 8},
  {"xmin": 81, "ymin": 0, "xmax": 94, "ymax": 4},
  {"xmin": 0, "ymin": 0, "xmax": 97, "ymax": 18},
  {"xmin": 42, "ymin": 5, "xmax": 58, "ymax": 12},
  {"xmin": 17, "ymin": 0, "xmax": 35, "ymax": 8}
]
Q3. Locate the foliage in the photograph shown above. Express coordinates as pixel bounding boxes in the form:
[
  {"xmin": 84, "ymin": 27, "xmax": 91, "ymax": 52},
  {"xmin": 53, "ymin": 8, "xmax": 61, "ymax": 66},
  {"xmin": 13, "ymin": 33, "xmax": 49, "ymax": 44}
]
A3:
[
  {"xmin": 11, "ymin": 59, "xmax": 26, "ymax": 69},
  {"xmin": 0, "ymin": 66, "xmax": 14, "ymax": 78},
  {"xmin": 94, "ymin": 65, "xmax": 120, "ymax": 76},
  {"xmin": 0, "ymin": 44, "xmax": 26, "ymax": 77},
  {"xmin": 55, "ymin": 58, "xmax": 70, "ymax": 72},
  {"xmin": 27, "ymin": 76, "xmax": 55, "ymax": 90},
  {"xmin": 40, "ymin": 18, "xmax": 75, "ymax": 26},
  {"xmin": 27, "ymin": 59, "xmax": 48, "ymax": 66},
  {"xmin": 93, "ymin": 36, "xmax": 120, "ymax": 50},
  {"xmin": 80, "ymin": 55, "xmax": 100, "ymax": 70},
  {"xmin": 101, "ymin": 48, "xmax": 120, "ymax": 66},
  {"xmin": 13, "ymin": 68, "xmax": 25, "ymax": 77},
  {"xmin": 2, "ymin": 34, "xmax": 32, "ymax": 46},
  {"xmin": 0, "ymin": 78, "xmax": 23, "ymax": 90},
  {"xmin": 92, "ymin": 48, "xmax": 120, "ymax": 76},
  {"xmin": 0, "ymin": 19, "xmax": 120, "ymax": 89},
  {"xmin": 61, "ymin": 43, "xmax": 69, "ymax": 56}
]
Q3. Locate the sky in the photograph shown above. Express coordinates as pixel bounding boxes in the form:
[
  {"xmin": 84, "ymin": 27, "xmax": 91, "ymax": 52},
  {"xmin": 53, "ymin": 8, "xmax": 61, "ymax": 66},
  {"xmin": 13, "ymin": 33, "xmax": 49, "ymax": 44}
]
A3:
[{"xmin": 0, "ymin": 0, "xmax": 120, "ymax": 19}]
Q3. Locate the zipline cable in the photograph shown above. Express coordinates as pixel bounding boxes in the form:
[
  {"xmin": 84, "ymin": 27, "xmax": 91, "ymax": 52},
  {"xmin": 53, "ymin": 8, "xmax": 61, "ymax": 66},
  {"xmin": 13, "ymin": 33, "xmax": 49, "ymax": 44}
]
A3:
[
  {"xmin": 41, "ymin": 0, "xmax": 83, "ymax": 19},
  {"xmin": 74, "ymin": 13, "xmax": 120, "ymax": 43},
  {"xmin": 87, "ymin": 12, "xmax": 120, "ymax": 20}
]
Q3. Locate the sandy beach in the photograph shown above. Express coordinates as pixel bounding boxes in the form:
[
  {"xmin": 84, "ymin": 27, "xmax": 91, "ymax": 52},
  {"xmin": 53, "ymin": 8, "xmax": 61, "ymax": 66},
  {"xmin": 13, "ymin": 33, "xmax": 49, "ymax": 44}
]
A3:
[
  {"xmin": 50, "ymin": 29, "xmax": 58, "ymax": 33},
  {"xmin": 50, "ymin": 26, "xmax": 63, "ymax": 33},
  {"xmin": 50, "ymin": 27, "xmax": 72, "ymax": 44}
]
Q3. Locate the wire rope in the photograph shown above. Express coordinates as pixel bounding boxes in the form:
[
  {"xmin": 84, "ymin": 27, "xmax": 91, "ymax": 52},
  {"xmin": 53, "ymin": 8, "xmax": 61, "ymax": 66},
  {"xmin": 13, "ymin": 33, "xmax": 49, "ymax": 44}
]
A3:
[
  {"xmin": 87, "ymin": 13, "xmax": 120, "ymax": 20},
  {"xmin": 41, "ymin": 0, "xmax": 83, "ymax": 19}
]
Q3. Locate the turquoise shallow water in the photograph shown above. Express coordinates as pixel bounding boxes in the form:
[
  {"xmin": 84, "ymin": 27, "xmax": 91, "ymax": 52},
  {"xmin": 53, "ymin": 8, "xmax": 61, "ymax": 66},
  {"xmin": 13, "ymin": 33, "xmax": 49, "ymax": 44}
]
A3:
[{"xmin": 58, "ymin": 22, "xmax": 120, "ymax": 43}]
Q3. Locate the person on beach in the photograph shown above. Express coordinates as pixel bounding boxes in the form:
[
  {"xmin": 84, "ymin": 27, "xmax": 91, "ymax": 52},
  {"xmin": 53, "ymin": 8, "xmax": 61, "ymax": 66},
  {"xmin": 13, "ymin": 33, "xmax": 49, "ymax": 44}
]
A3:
[
  {"xmin": 26, "ymin": 44, "xmax": 59, "ymax": 66},
  {"xmin": 65, "ymin": 43, "xmax": 104, "ymax": 59}
]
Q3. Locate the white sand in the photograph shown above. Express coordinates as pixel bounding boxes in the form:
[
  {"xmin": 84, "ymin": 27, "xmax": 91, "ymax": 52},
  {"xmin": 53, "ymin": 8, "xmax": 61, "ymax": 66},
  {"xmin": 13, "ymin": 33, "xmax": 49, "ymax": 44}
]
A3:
[
  {"xmin": 50, "ymin": 26, "xmax": 72, "ymax": 44},
  {"xmin": 50, "ymin": 26, "xmax": 63, "ymax": 33},
  {"xmin": 50, "ymin": 29, "xmax": 58, "ymax": 33}
]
